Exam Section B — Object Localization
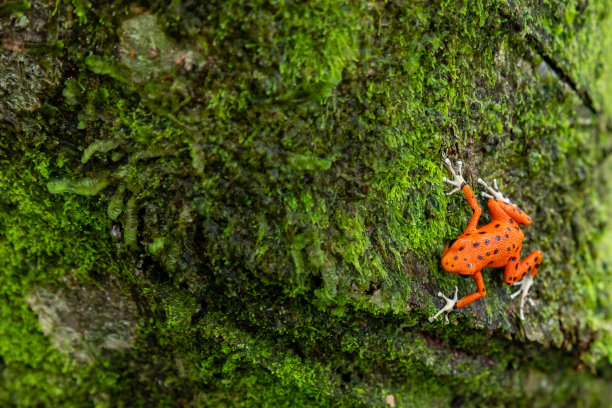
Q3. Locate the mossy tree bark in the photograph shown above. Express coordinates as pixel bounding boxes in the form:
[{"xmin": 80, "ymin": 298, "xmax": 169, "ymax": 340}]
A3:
[{"xmin": 2, "ymin": 0, "xmax": 612, "ymax": 406}]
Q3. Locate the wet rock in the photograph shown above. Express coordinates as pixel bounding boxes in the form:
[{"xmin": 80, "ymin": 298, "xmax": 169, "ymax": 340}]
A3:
[{"xmin": 26, "ymin": 274, "xmax": 138, "ymax": 364}]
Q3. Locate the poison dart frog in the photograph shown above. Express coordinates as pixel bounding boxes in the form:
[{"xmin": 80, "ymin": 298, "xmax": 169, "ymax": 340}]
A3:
[{"xmin": 429, "ymin": 158, "xmax": 543, "ymax": 323}]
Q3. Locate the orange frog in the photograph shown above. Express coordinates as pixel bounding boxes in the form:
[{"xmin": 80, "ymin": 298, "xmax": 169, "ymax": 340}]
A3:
[{"xmin": 429, "ymin": 158, "xmax": 543, "ymax": 323}]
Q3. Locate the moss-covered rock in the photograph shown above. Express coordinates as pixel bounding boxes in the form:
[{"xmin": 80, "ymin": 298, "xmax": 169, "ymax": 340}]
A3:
[{"xmin": 2, "ymin": 0, "xmax": 612, "ymax": 406}]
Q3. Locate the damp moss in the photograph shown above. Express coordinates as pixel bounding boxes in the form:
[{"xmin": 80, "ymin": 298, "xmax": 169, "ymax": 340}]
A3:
[
  {"xmin": 47, "ymin": 177, "xmax": 110, "ymax": 195},
  {"xmin": 2, "ymin": 0, "xmax": 612, "ymax": 406}
]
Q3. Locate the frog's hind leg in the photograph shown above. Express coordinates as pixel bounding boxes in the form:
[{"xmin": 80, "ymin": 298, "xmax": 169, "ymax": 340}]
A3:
[
  {"xmin": 503, "ymin": 249, "xmax": 543, "ymax": 285},
  {"xmin": 478, "ymin": 177, "xmax": 511, "ymax": 203},
  {"xmin": 503, "ymin": 249, "xmax": 543, "ymax": 319},
  {"xmin": 479, "ymin": 178, "xmax": 532, "ymax": 225}
]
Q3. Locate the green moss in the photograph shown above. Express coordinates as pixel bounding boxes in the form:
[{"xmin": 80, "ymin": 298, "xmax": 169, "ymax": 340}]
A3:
[
  {"xmin": 71, "ymin": 0, "xmax": 92, "ymax": 24},
  {"xmin": 0, "ymin": 0, "xmax": 30, "ymax": 17},
  {"xmin": 3, "ymin": 0, "xmax": 612, "ymax": 406},
  {"xmin": 85, "ymin": 55, "xmax": 131, "ymax": 84},
  {"xmin": 81, "ymin": 139, "xmax": 121, "ymax": 164},
  {"xmin": 47, "ymin": 177, "xmax": 110, "ymax": 195}
]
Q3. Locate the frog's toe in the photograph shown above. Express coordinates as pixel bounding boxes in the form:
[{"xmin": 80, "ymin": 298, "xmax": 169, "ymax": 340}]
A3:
[
  {"xmin": 510, "ymin": 274, "xmax": 535, "ymax": 320},
  {"xmin": 429, "ymin": 286, "xmax": 458, "ymax": 324},
  {"xmin": 443, "ymin": 158, "xmax": 466, "ymax": 191},
  {"xmin": 478, "ymin": 177, "xmax": 512, "ymax": 203}
]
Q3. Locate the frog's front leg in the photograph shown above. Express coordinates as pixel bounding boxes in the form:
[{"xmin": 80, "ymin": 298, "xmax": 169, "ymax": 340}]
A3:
[
  {"xmin": 455, "ymin": 271, "xmax": 487, "ymax": 308},
  {"xmin": 442, "ymin": 158, "xmax": 466, "ymax": 195},
  {"xmin": 428, "ymin": 286, "xmax": 457, "ymax": 324},
  {"xmin": 443, "ymin": 158, "xmax": 481, "ymax": 231},
  {"xmin": 429, "ymin": 271, "xmax": 487, "ymax": 323}
]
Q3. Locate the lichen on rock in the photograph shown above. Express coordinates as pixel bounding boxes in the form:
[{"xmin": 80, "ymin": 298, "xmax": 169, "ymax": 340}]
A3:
[{"xmin": 26, "ymin": 273, "xmax": 138, "ymax": 364}]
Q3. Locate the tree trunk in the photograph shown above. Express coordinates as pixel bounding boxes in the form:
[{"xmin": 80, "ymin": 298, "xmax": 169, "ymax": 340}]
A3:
[{"xmin": 2, "ymin": 0, "xmax": 612, "ymax": 406}]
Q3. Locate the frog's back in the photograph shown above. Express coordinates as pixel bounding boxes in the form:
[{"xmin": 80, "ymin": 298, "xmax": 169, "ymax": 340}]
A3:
[
  {"xmin": 441, "ymin": 221, "xmax": 524, "ymax": 274},
  {"xmin": 474, "ymin": 220, "xmax": 523, "ymax": 269}
]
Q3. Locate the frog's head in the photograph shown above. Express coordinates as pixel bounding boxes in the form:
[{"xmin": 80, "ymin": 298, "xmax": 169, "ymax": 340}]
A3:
[{"xmin": 440, "ymin": 237, "xmax": 459, "ymax": 272}]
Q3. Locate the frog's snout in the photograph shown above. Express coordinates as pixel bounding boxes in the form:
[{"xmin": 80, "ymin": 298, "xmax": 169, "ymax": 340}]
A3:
[{"xmin": 442, "ymin": 238, "xmax": 457, "ymax": 257}]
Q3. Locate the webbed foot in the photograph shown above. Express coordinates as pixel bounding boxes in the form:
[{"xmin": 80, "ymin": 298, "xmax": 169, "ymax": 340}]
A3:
[
  {"xmin": 442, "ymin": 158, "xmax": 466, "ymax": 195},
  {"xmin": 477, "ymin": 177, "xmax": 512, "ymax": 204},
  {"xmin": 429, "ymin": 286, "xmax": 458, "ymax": 324},
  {"xmin": 510, "ymin": 274, "xmax": 535, "ymax": 320}
]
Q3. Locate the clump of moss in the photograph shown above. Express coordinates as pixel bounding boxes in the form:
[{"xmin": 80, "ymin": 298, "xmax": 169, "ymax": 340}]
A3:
[{"xmin": 3, "ymin": 0, "xmax": 612, "ymax": 406}]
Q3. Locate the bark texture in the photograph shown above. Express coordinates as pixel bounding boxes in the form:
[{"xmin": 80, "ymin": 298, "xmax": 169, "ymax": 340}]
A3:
[{"xmin": 2, "ymin": 0, "xmax": 612, "ymax": 406}]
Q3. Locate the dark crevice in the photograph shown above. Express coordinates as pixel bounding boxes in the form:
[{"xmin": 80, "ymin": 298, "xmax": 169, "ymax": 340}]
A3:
[
  {"xmin": 525, "ymin": 33, "xmax": 597, "ymax": 114},
  {"xmin": 190, "ymin": 299, "xmax": 207, "ymax": 326},
  {"xmin": 451, "ymin": 395, "xmax": 466, "ymax": 408},
  {"xmin": 141, "ymin": 256, "xmax": 171, "ymax": 284},
  {"xmin": 365, "ymin": 281, "xmax": 382, "ymax": 295},
  {"xmin": 500, "ymin": 9, "xmax": 598, "ymax": 115}
]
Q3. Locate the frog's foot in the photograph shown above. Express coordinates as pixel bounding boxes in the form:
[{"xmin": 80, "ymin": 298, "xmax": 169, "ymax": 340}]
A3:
[
  {"xmin": 442, "ymin": 158, "xmax": 466, "ymax": 195},
  {"xmin": 429, "ymin": 286, "xmax": 458, "ymax": 324},
  {"xmin": 477, "ymin": 177, "xmax": 512, "ymax": 204},
  {"xmin": 510, "ymin": 274, "xmax": 536, "ymax": 320}
]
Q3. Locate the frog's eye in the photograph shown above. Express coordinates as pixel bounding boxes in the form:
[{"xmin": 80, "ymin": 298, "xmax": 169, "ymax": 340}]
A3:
[{"xmin": 447, "ymin": 238, "xmax": 457, "ymax": 248}]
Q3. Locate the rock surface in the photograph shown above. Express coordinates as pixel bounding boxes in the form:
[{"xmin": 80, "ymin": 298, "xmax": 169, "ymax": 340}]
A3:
[{"xmin": 1, "ymin": 0, "xmax": 612, "ymax": 406}]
